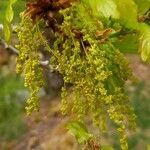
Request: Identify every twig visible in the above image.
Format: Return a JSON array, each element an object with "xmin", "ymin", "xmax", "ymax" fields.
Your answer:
[
  {"xmin": 0, "ymin": 24, "xmax": 57, "ymax": 70},
  {"xmin": 0, "ymin": 38, "xmax": 51, "ymax": 68},
  {"xmin": 0, "ymin": 38, "xmax": 19, "ymax": 55},
  {"xmin": 81, "ymin": 39, "xmax": 88, "ymax": 56}
]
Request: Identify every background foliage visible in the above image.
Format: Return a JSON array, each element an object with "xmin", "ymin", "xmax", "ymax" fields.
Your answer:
[{"xmin": 0, "ymin": 72, "xmax": 25, "ymax": 141}]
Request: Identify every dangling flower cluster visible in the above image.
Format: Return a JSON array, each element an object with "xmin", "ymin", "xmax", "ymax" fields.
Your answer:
[
  {"xmin": 50, "ymin": 3, "xmax": 136, "ymax": 150},
  {"xmin": 16, "ymin": 14, "xmax": 44, "ymax": 115},
  {"xmin": 15, "ymin": 1, "xmax": 137, "ymax": 149}
]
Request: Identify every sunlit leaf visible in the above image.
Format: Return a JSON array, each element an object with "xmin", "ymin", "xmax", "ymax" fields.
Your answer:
[
  {"xmin": 10, "ymin": 0, "xmax": 17, "ymax": 5},
  {"xmin": 115, "ymin": 0, "xmax": 138, "ymax": 29},
  {"xmin": 83, "ymin": 0, "xmax": 119, "ymax": 19},
  {"xmin": 3, "ymin": 23, "xmax": 11, "ymax": 42},
  {"xmin": 6, "ymin": 5, "xmax": 14, "ymax": 23},
  {"xmin": 3, "ymin": 0, "xmax": 17, "ymax": 42},
  {"xmin": 134, "ymin": 0, "xmax": 150, "ymax": 15},
  {"xmin": 96, "ymin": 0, "xmax": 119, "ymax": 19}
]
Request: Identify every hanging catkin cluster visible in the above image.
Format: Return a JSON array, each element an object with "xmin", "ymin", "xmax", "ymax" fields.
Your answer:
[
  {"xmin": 50, "ymin": 4, "xmax": 136, "ymax": 150},
  {"xmin": 16, "ymin": 15, "xmax": 44, "ymax": 115},
  {"xmin": 15, "ymin": 1, "xmax": 137, "ymax": 149}
]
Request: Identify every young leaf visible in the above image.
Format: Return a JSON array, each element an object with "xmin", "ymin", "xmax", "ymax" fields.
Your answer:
[
  {"xmin": 6, "ymin": 5, "xmax": 14, "ymax": 23},
  {"xmin": 139, "ymin": 23, "xmax": 150, "ymax": 62},
  {"xmin": 95, "ymin": 0, "xmax": 119, "ymax": 19},
  {"xmin": 10, "ymin": 0, "xmax": 17, "ymax": 5},
  {"xmin": 83, "ymin": 0, "xmax": 119, "ymax": 19},
  {"xmin": 134, "ymin": 0, "xmax": 150, "ymax": 15},
  {"xmin": 147, "ymin": 144, "xmax": 150, "ymax": 150},
  {"xmin": 113, "ymin": 34, "xmax": 139, "ymax": 53},
  {"xmin": 67, "ymin": 121, "xmax": 93, "ymax": 144},
  {"xmin": 101, "ymin": 145, "xmax": 114, "ymax": 150},
  {"xmin": 3, "ymin": 23, "xmax": 11, "ymax": 42},
  {"xmin": 115, "ymin": 0, "xmax": 139, "ymax": 29},
  {"xmin": 3, "ymin": 0, "xmax": 17, "ymax": 42}
]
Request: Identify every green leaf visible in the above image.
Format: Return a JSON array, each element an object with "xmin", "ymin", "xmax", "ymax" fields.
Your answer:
[
  {"xmin": 6, "ymin": 5, "xmax": 14, "ymax": 23},
  {"xmin": 101, "ymin": 145, "xmax": 114, "ymax": 150},
  {"xmin": 83, "ymin": 0, "xmax": 119, "ymax": 19},
  {"xmin": 139, "ymin": 23, "xmax": 150, "ymax": 62},
  {"xmin": 115, "ymin": 0, "xmax": 139, "ymax": 29},
  {"xmin": 3, "ymin": 23, "xmax": 11, "ymax": 42},
  {"xmin": 113, "ymin": 34, "xmax": 139, "ymax": 53},
  {"xmin": 10, "ymin": 0, "xmax": 17, "ymax": 5},
  {"xmin": 147, "ymin": 144, "xmax": 150, "ymax": 150},
  {"xmin": 134, "ymin": 0, "xmax": 150, "ymax": 15},
  {"xmin": 3, "ymin": 0, "xmax": 17, "ymax": 41},
  {"xmin": 67, "ymin": 121, "xmax": 93, "ymax": 144},
  {"xmin": 96, "ymin": 0, "xmax": 119, "ymax": 19},
  {"xmin": 5, "ymin": 0, "xmax": 17, "ymax": 23}
]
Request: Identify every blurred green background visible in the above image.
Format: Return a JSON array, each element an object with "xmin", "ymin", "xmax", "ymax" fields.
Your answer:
[{"xmin": 0, "ymin": 0, "xmax": 25, "ymax": 23}]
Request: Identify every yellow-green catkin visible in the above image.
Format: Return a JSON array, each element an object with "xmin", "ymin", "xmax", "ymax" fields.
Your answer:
[
  {"xmin": 16, "ymin": 15, "xmax": 44, "ymax": 115},
  {"xmin": 50, "ymin": 3, "xmax": 136, "ymax": 150},
  {"xmin": 15, "ymin": 1, "xmax": 137, "ymax": 149}
]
